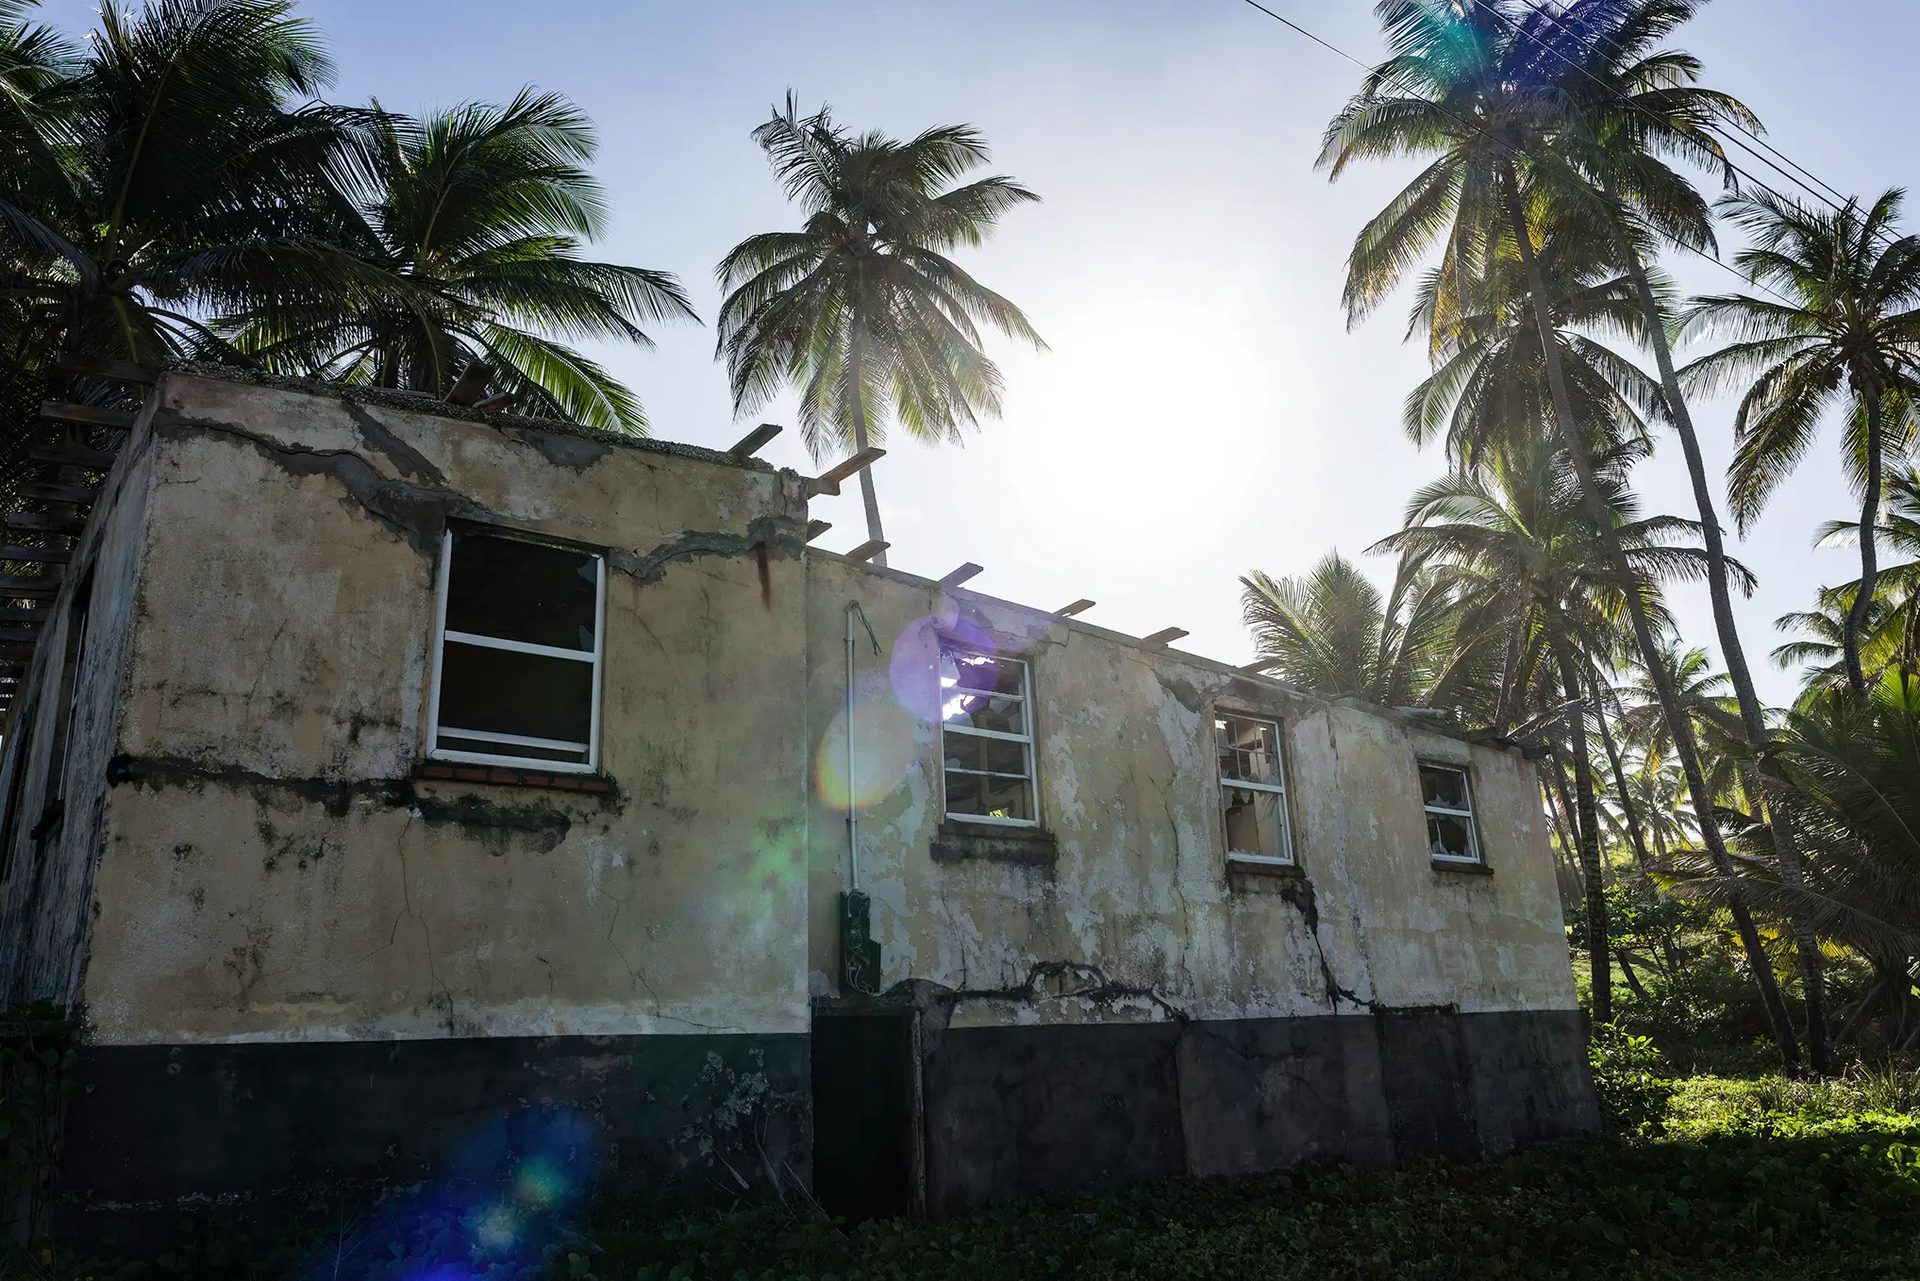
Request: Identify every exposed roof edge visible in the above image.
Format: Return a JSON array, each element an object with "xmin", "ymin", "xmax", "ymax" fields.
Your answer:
[{"xmin": 164, "ymin": 364, "xmax": 776, "ymax": 474}]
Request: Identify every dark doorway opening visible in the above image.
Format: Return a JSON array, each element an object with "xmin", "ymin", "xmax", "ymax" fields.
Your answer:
[{"xmin": 811, "ymin": 1010, "xmax": 916, "ymax": 1221}]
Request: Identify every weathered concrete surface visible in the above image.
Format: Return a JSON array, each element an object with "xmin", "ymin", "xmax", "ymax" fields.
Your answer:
[
  {"xmin": 802, "ymin": 554, "xmax": 1575, "ymax": 1028},
  {"xmin": 81, "ymin": 372, "xmax": 816, "ymax": 1044},
  {"xmin": 55, "ymin": 1031, "xmax": 809, "ymax": 1252}
]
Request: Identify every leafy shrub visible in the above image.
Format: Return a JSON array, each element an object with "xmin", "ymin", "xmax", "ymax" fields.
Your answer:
[{"xmin": 1590, "ymin": 1022, "xmax": 1675, "ymax": 1136}]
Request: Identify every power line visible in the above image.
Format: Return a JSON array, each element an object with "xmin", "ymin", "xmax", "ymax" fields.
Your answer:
[
  {"xmin": 1478, "ymin": 0, "xmax": 1901, "ymax": 254},
  {"xmin": 1230, "ymin": 0, "xmax": 1797, "ymax": 307}
]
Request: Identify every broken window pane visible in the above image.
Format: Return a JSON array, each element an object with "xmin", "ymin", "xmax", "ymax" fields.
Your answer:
[
  {"xmin": 1223, "ymin": 787, "xmax": 1289, "ymax": 862},
  {"xmin": 1427, "ymin": 812, "xmax": 1476, "ymax": 861},
  {"xmin": 445, "ymin": 527, "xmax": 599, "ymax": 652},
  {"xmin": 1419, "ymin": 764, "xmax": 1470, "ymax": 812},
  {"xmin": 1420, "ymin": 764, "xmax": 1479, "ymax": 862},
  {"xmin": 1216, "ymin": 714, "xmax": 1282, "ymax": 786},
  {"xmin": 939, "ymin": 640, "xmax": 1038, "ymax": 825}
]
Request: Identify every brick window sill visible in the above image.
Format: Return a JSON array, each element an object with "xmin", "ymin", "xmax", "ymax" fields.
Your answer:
[
  {"xmin": 931, "ymin": 820, "xmax": 1057, "ymax": 869},
  {"xmin": 414, "ymin": 761, "xmax": 612, "ymax": 794}
]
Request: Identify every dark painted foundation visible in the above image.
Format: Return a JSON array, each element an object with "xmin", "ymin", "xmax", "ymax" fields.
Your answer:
[
  {"xmin": 53, "ymin": 1032, "xmax": 809, "ymax": 1251},
  {"xmin": 918, "ymin": 1008, "xmax": 1594, "ymax": 1218}
]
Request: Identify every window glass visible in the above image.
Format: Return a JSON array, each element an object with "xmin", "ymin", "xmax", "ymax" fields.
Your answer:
[
  {"xmin": 445, "ymin": 529, "xmax": 598, "ymax": 652},
  {"xmin": 940, "ymin": 640, "xmax": 1037, "ymax": 825},
  {"xmin": 429, "ymin": 526, "xmax": 603, "ymax": 771},
  {"xmin": 1419, "ymin": 764, "xmax": 1480, "ymax": 862},
  {"xmin": 1216, "ymin": 713, "xmax": 1292, "ymax": 864}
]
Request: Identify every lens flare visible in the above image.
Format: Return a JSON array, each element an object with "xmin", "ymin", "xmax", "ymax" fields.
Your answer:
[
  {"xmin": 814, "ymin": 694, "xmax": 916, "ymax": 809},
  {"xmin": 892, "ymin": 613, "xmax": 995, "ymax": 721}
]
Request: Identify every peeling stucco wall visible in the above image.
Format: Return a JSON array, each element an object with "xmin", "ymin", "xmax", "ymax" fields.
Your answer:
[
  {"xmin": 71, "ymin": 373, "xmax": 815, "ymax": 1044},
  {"xmin": 802, "ymin": 555, "xmax": 1575, "ymax": 1028}
]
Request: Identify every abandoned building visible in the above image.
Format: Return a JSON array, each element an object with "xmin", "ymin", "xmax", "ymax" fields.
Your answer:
[{"xmin": 0, "ymin": 367, "xmax": 1594, "ymax": 1240}]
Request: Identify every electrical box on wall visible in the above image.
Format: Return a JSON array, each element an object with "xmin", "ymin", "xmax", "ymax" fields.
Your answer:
[{"xmin": 840, "ymin": 890, "xmax": 881, "ymax": 995}]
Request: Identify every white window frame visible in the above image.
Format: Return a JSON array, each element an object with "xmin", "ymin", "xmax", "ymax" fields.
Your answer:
[
  {"xmin": 425, "ymin": 526, "xmax": 607, "ymax": 774},
  {"xmin": 1420, "ymin": 761, "xmax": 1482, "ymax": 864},
  {"xmin": 938, "ymin": 641, "xmax": 1039, "ymax": 828},
  {"xmin": 1215, "ymin": 711, "xmax": 1295, "ymax": 867}
]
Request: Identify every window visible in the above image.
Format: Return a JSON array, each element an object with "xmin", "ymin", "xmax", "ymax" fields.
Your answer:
[
  {"xmin": 939, "ymin": 640, "xmax": 1037, "ymax": 826},
  {"xmin": 1216, "ymin": 713, "xmax": 1294, "ymax": 865},
  {"xmin": 1420, "ymin": 763, "xmax": 1481, "ymax": 864},
  {"xmin": 426, "ymin": 525, "xmax": 605, "ymax": 772}
]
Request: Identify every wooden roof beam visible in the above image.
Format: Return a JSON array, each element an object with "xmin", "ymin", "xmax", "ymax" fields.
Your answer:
[
  {"xmin": 938, "ymin": 562, "xmax": 984, "ymax": 589},
  {"xmin": 1141, "ymin": 627, "xmax": 1189, "ymax": 648},
  {"xmin": 1054, "ymin": 599, "xmax": 1095, "ymax": 618},
  {"xmin": 728, "ymin": 423, "xmax": 782, "ymax": 459},
  {"xmin": 846, "ymin": 539, "xmax": 890, "ymax": 563},
  {"xmin": 806, "ymin": 447, "xmax": 886, "ymax": 497}
]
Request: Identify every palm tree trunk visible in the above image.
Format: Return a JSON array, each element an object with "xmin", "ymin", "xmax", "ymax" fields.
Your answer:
[
  {"xmin": 1553, "ymin": 625, "xmax": 1611, "ymax": 1024},
  {"xmin": 1587, "ymin": 666, "xmax": 1651, "ymax": 869},
  {"xmin": 1608, "ymin": 197, "xmax": 1832, "ymax": 1072},
  {"xmin": 1543, "ymin": 768, "xmax": 1584, "ymax": 904},
  {"xmin": 1493, "ymin": 627, "xmax": 1524, "ymax": 734},
  {"xmin": 1501, "ymin": 162, "xmax": 1801, "ymax": 1068},
  {"xmin": 1843, "ymin": 381, "xmax": 1885, "ymax": 697},
  {"xmin": 847, "ymin": 323, "xmax": 888, "ymax": 566}
]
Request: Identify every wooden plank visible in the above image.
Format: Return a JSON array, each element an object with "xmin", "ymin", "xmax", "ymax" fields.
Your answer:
[
  {"xmin": 52, "ymin": 353, "xmax": 158, "ymax": 385},
  {"xmin": 846, "ymin": 539, "xmax": 889, "ymax": 563},
  {"xmin": 938, "ymin": 562, "xmax": 984, "ymax": 589},
  {"xmin": 39, "ymin": 402, "xmax": 136, "ymax": 431},
  {"xmin": 1055, "ymin": 599, "xmax": 1096, "ymax": 618},
  {"xmin": 728, "ymin": 423, "xmax": 781, "ymax": 458},
  {"xmin": 29, "ymin": 444, "xmax": 118, "ymax": 470},
  {"xmin": 0, "ymin": 575, "xmax": 62, "ymax": 599},
  {"xmin": 1, "ymin": 513, "xmax": 85, "ymax": 536},
  {"xmin": 0, "ymin": 546, "xmax": 70, "ymax": 566},
  {"xmin": 1141, "ymin": 627, "xmax": 1189, "ymax": 648},
  {"xmin": 0, "ymin": 629, "xmax": 41, "ymax": 645},
  {"xmin": 807, "ymin": 447, "xmax": 886, "ymax": 497},
  {"xmin": 15, "ymin": 483, "xmax": 99, "ymax": 506},
  {"xmin": 805, "ymin": 520, "xmax": 832, "ymax": 543},
  {"xmin": 0, "ymin": 610, "xmax": 45, "ymax": 625}
]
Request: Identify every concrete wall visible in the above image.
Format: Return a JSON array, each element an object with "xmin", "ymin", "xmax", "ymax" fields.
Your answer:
[
  {"xmin": 801, "ymin": 553, "xmax": 1575, "ymax": 1026},
  {"xmin": 85, "ymin": 372, "xmax": 815, "ymax": 1045}
]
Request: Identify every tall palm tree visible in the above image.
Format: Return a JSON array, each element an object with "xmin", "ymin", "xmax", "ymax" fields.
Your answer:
[
  {"xmin": 716, "ymin": 94, "xmax": 1045, "ymax": 564},
  {"xmin": 1376, "ymin": 438, "xmax": 1732, "ymax": 1023},
  {"xmin": 227, "ymin": 90, "xmax": 696, "ymax": 432},
  {"xmin": 1681, "ymin": 189, "xmax": 1920, "ymax": 698},
  {"xmin": 1324, "ymin": 0, "xmax": 1802, "ymax": 1065},
  {"xmin": 1773, "ymin": 592, "xmax": 1900, "ymax": 699},
  {"xmin": 1542, "ymin": 0, "xmax": 1838, "ymax": 1071},
  {"xmin": 1239, "ymin": 550, "xmax": 1497, "ymax": 714}
]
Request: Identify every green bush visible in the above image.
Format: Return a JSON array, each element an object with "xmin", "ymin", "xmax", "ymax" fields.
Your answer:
[{"xmin": 1589, "ymin": 1022, "xmax": 1676, "ymax": 1136}]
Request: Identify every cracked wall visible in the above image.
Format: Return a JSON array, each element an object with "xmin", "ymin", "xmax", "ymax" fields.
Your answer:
[
  {"xmin": 802, "ymin": 554, "xmax": 1576, "ymax": 1030},
  {"xmin": 70, "ymin": 373, "xmax": 815, "ymax": 1044}
]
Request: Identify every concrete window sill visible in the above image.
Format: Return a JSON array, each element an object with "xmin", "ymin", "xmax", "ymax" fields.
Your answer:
[
  {"xmin": 1226, "ymin": 858, "xmax": 1304, "ymax": 880},
  {"xmin": 414, "ymin": 761, "xmax": 613, "ymax": 795},
  {"xmin": 1430, "ymin": 858, "xmax": 1492, "ymax": 876},
  {"xmin": 931, "ymin": 821, "xmax": 1057, "ymax": 869}
]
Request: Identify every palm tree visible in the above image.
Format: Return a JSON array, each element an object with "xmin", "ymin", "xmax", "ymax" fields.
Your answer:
[
  {"xmin": 1681, "ymin": 189, "xmax": 1920, "ymax": 698},
  {"xmin": 1544, "ymin": 0, "xmax": 1838, "ymax": 1071},
  {"xmin": 2, "ymin": 0, "xmax": 367, "ymax": 369},
  {"xmin": 1773, "ymin": 592, "xmax": 1901, "ymax": 699},
  {"xmin": 227, "ymin": 90, "xmax": 696, "ymax": 432},
  {"xmin": 1376, "ymin": 438, "xmax": 1732, "ymax": 1023},
  {"xmin": 1324, "ymin": 0, "xmax": 1802, "ymax": 1065},
  {"xmin": 716, "ymin": 94, "xmax": 1045, "ymax": 564},
  {"xmin": 1238, "ymin": 550, "xmax": 1497, "ymax": 715}
]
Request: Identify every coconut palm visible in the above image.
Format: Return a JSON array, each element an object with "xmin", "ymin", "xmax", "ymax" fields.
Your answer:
[
  {"xmin": 1, "ymin": 0, "xmax": 368, "ymax": 370},
  {"xmin": 226, "ymin": 90, "xmax": 696, "ymax": 432},
  {"xmin": 1325, "ymin": 0, "xmax": 1803, "ymax": 1065},
  {"xmin": 1238, "ymin": 550, "xmax": 1498, "ymax": 715},
  {"xmin": 1376, "ymin": 438, "xmax": 1735, "ymax": 1022},
  {"xmin": 1540, "ymin": 0, "xmax": 1839, "ymax": 1069},
  {"xmin": 1773, "ymin": 593, "xmax": 1901, "ymax": 699},
  {"xmin": 1681, "ymin": 189, "xmax": 1920, "ymax": 698},
  {"xmin": 716, "ymin": 94, "xmax": 1045, "ymax": 564}
]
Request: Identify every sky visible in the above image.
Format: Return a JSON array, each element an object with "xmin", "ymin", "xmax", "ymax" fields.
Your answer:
[{"xmin": 38, "ymin": 0, "xmax": 1920, "ymax": 707}]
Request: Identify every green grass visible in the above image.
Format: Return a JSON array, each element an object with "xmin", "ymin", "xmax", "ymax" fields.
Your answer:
[{"xmin": 22, "ymin": 1068, "xmax": 1920, "ymax": 1281}]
